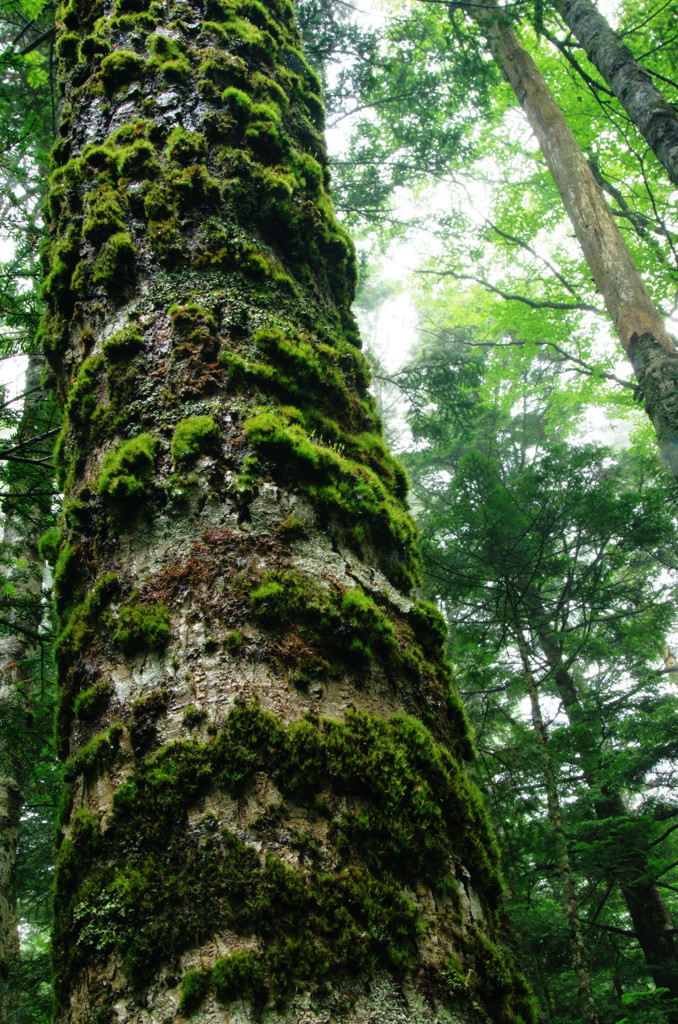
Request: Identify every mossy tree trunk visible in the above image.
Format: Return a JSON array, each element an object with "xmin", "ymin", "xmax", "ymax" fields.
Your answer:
[{"xmin": 43, "ymin": 1, "xmax": 536, "ymax": 1022}]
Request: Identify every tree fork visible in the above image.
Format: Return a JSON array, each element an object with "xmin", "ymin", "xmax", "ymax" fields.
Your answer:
[
  {"xmin": 461, "ymin": 0, "xmax": 678, "ymax": 477},
  {"xmin": 42, "ymin": 0, "xmax": 536, "ymax": 1022}
]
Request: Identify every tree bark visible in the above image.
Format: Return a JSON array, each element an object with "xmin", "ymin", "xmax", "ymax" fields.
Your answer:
[
  {"xmin": 463, "ymin": 0, "xmax": 678, "ymax": 478},
  {"xmin": 516, "ymin": 635, "xmax": 600, "ymax": 1024},
  {"xmin": 44, "ymin": 2, "xmax": 536, "ymax": 1023},
  {"xmin": 555, "ymin": 0, "xmax": 678, "ymax": 188}
]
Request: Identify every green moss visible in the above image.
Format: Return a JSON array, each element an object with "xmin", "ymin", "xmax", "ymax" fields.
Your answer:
[
  {"xmin": 92, "ymin": 231, "xmax": 135, "ymax": 296},
  {"xmin": 73, "ymin": 682, "xmax": 113, "ymax": 722},
  {"xmin": 55, "ymin": 573, "xmax": 120, "ymax": 698},
  {"xmin": 198, "ymin": 50, "xmax": 249, "ymax": 87},
  {"xmin": 224, "ymin": 629, "xmax": 244, "ymax": 652},
  {"xmin": 147, "ymin": 219, "xmax": 183, "ymax": 264},
  {"xmin": 54, "ymin": 702, "xmax": 508, "ymax": 1013},
  {"xmin": 100, "ymin": 50, "xmax": 146, "ymax": 93},
  {"xmin": 182, "ymin": 705, "xmax": 207, "ymax": 729},
  {"xmin": 56, "ymin": 32, "xmax": 80, "ymax": 61},
  {"xmin": 102, "ymin": 324, "xmax": 144, "ymax": 361},
  {"xmin": 212, "ymin": 951, "xmax": 264, "ymax": 1006},
  {"xmin": 83, "ymin": 186, "xmax": 125, "ymax": 243},
  {"xmin": 407, "ymin": 600, "xmax": 448, "ymax": 655},
  {"xmin": 129, "ymin": 690, "xmax": 169, "ymax": 755},
  {"xmin": 79, "ymin": 33, "xmax": 111, "ymax": 59},
  {"xmin": 108, "ymin": 10, "xmax": 156, "ymax": 29},
  {"xmin": 171, "ymin": 415, "xmax": 220, "ymax": 464},
  {"xmin": 117, "ymin": 139, "xmax": 160, "ymax": 179},
  {"xmin": 340, "ymin": 588, "xmax": 395, "ymax": 657},
  {"xmin": 147, "ymin": 32, "xmax": 186, "ymax": 59},
  {"xmin": 53, "ymin": 542, "xmax": 82, "ymax": 610},
  {"xmin": 179, "ymin": 968, "xmax": 210, "ymax": 1015},
  {"xmin": 250, "ymin": 71, "xmax": 288, "ymax": 110},
  {"xmin": 165, "ymin": 127, "xmax": 208, "ymax": 165},
  {"xmin": 245, "ymin": 118, "xmax": 285, "ymax": 164},
  {"xmin": 114, "ymin": 602, "xmax": 171, "ymax": 656},
  {"xmin": 221, "ymin": 16, "xmax": 277, "ymax": 63},
  {"xmin": 243, "ymin": 408, "xmax": 418, "ymax": 589},
  {"xmin": 221, "ymin": 86, "xmax": 252, "ymax": 123},
  {"xmin": 64, "ymin": 723, "xmax": 123, "ymax": 782},
  {"xmin": 250, "ymin": 570, "xmax": 307, "ymax": 621},
  {"xmin": 157, "ymin": 57, "xmax": 192, "ymax": 83},
  {"xmin": 95, "ymin": 433, "xmax": 157, "ymax": 516},
  {"xmin": 143, "ymin": 182, "xmax": 175, "ymax": 221},
  {"xmin": 38, "ymin": 527, "xmax": 61, "ymax": 566},
  {"xmin": 169, "ymin": 164, "xmax": 221, "ymax": 208}
]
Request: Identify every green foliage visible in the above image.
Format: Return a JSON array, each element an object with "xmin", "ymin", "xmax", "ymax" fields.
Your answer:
[{"xmin": 397, "ymin": 334, "xmax": 678, "ymax": 1023}]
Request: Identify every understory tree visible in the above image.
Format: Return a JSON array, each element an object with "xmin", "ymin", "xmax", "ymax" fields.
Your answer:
[
  {"xmin": 395, "ymin": 333, "xmax": 678, "ymax": 1022},
  {"xmin": 40, "ymin": 0, "xmax": 537, "ymax": 1021}
]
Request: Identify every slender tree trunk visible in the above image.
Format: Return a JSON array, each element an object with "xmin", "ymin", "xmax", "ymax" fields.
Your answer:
[
  {"xmin": 0, "ymin": 353, "xmax": 53, "ymax": 1018},
  {"xmin": 554, "ymin": 0, "xmax": 678, "ymax": 187},
  {"xmin": 44, "ymin": 2, "xmax": 536, "ymax": 1023},
  {"xmin": 522, "ymin": 591, "xmax": 678, "ymax": 1015},
  {"xmin": 516, "ymin": 635, "xmax": 600, "ymax": 1024},
  {"xmin": 463, "ymin": 0, "xmax": 678, "ymax": 478}
]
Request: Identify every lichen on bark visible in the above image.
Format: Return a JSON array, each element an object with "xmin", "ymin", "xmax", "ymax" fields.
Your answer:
[{"xmin": 43, "ymin": 0, "xmax": 536, "ymax": 1022}]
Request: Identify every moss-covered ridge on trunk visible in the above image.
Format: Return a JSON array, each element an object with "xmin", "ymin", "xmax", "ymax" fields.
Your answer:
[{"xmin": 54, "ymin": 701, "xmax": 532, "ymax": 1023}]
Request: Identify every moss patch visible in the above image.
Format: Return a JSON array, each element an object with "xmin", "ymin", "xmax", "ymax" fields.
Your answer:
[
  {"xmin": 113, "ymin": 602, "xmax": 171, "ymax": 656},
  {"xmin": 171, "ymin": 415, "xmax": 220, "ymax": 464},
  {"xmin": 53, "ymin": 703, "xmax": 525, "ymax": 1018},
  {"xmin": 95, "ymin": 434, "xmax": 157, "ymax": 519}
]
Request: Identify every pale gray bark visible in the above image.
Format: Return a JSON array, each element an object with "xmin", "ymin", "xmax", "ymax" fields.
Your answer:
[
  {"xmin": 463, "ymin": 0, "xmax": 678, "ymax": 478},
  {"xmin": 556, "ymin": 0, "xmax": 678, "ymax": 187}
]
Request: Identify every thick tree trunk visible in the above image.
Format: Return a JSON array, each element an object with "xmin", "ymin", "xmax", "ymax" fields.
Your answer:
[
  {"xmin": 555, "ymin": 0, "xmax": 678, "ymax": 188},
  {"xmin": 464, "ymin": 1, "xmax": 678, "ymax": 478},
  {"xmin": 517, "ymin": 636, "xmax": 600, "ymax": 1024},
  {"xmin": 44, "ymin": 2, "xmax": 535, "ymax": 1023},
  {"xmin": 522, "ymin": 592, "xmax": 678, "ymax": 1015}
]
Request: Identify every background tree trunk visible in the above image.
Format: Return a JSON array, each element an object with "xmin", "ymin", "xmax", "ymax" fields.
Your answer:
[
  {"xmin": 523, "ymin": 590, "xmax": 678, "ymax": 1016},
  {"xmin": 463, "ymin": 0, "xmax": 678, "ymax": 478},
  {"xmin": 555, "ymin": 0, "xmax": 678, "ymax": 187},
  {"xmin": 0, "ymin": 353, "xmax": 53, "ymax": 1018},
  {"xmin": 43, "ymin": 1, "xmax": 536, "ymax": 1022},
  {"xmin": 517, "ymin": 635, "xmax": 600, "ymax": 1024}
]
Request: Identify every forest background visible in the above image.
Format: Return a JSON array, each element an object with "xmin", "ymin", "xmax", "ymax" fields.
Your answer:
[{"xmin": 1, "ymin": 0, "xmax": 678, "ymax": 1021}]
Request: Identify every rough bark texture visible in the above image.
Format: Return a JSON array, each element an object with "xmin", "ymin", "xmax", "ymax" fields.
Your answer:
[
  {"xmin": 556, "ymin": 0, "xmax": 678, "ymax": 187},
  {"xmin": 464, "ymin": 0, "xmax": 678, "ymax": 477},
  {"xmin": 43, "ymin": 2, "xmax": 536, "ymax": 1023}
]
